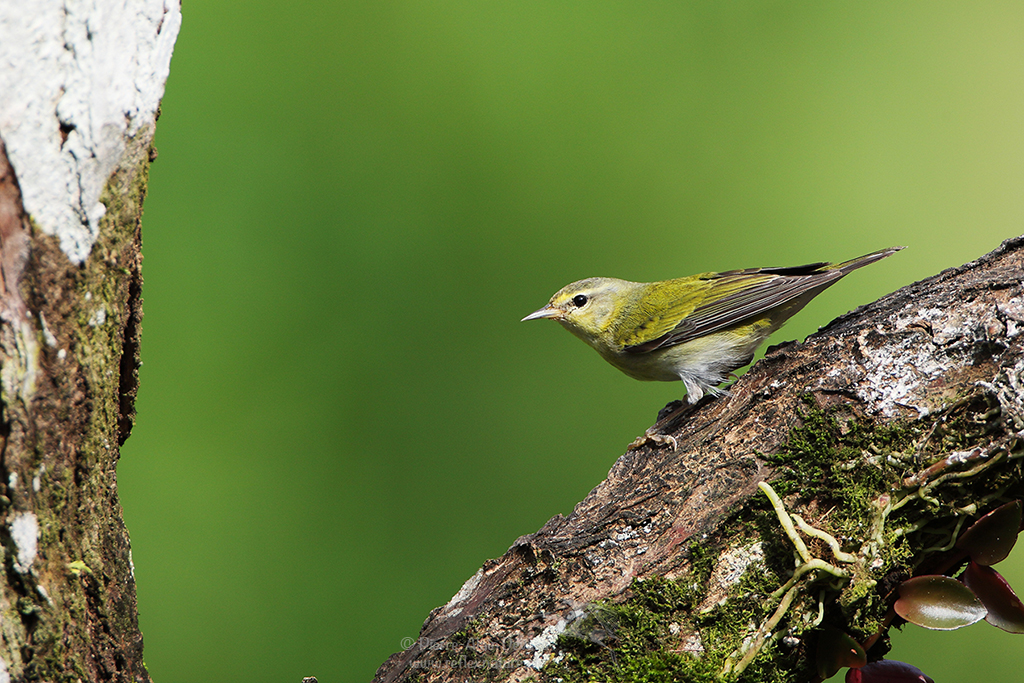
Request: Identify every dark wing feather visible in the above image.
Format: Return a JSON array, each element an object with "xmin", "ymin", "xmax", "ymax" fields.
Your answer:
[{"xmin": 624, "ymin": 267, "xmax": 843, "ymax": 353}]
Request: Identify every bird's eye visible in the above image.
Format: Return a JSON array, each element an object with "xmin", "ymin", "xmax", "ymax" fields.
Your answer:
[{"xmin": 572, "ymin": 294, "xmax": 588, "ymax": 308}]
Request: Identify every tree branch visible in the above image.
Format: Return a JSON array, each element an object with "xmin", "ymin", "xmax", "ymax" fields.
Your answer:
[
  {"xmin": 375, "ymin": 237, "xmax": 1024, "ymax": 683},
  {"xmin": 0, "ymin": 2, "xmax": 180, "ymax": 678}
]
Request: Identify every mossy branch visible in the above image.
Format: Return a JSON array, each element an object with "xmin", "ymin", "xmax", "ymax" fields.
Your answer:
[
  {"xmin": 0, "ymin": 127, "xmax": 152, "ymax": 680},
  {"xmin": 375, "ymin": 236, "xmax": 1024, "ymax": 683}
]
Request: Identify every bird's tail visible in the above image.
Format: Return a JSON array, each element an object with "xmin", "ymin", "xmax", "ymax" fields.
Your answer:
[{"xmin": 832, "ymin": 246, "xmax": 906, "ymax": 274}]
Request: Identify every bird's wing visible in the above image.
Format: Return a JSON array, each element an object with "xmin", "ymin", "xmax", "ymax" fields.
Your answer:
[
  {"xmin": 622, "ymin": 263, "xmax": 842, "ymax": 353},
  {"xmin": 611, "ymin": 277, "xmax": 708, "ymax": 349}
]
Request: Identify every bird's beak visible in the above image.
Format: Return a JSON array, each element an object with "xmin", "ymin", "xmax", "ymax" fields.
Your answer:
[{"xmin": 521, "ymin": 305, "xmax": 562, "ymax": 322}]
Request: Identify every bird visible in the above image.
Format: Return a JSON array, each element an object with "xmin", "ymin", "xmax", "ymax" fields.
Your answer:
[{"xmin": 522, "ymin": 247, "xmax": 903, "ymax": 404}]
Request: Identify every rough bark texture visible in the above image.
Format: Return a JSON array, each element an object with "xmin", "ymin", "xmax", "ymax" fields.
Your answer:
[
  {"xmin": 375, "ymin": 237, "xmax": 1024, "ymax": 683},
  {"xmin": 0, "ymin": 127, "xmax": 151, "ymax": 680}
]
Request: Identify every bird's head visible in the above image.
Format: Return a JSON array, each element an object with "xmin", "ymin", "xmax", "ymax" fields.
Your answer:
[{"xmin": 522, "ymin": 277, "xmax": 637, "ymax": 347}]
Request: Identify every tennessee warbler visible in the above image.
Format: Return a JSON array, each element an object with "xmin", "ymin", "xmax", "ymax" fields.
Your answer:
[{"xmin": 523, "ymin": 247, "xmax": 903, "ymax": 403}]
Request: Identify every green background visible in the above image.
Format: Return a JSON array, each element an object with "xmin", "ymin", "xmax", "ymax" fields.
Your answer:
[{"xmin": 119, "ymin": 2, "xmax": 1024, "ymax": 681}]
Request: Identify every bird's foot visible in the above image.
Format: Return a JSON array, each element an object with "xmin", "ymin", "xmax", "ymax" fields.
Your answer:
[
  {"xmin": 628, "ymin": 399, "xmax": 692, "ymax": 450},
  {"xmin": 628, "ymin": 391, "xmax": 721, "ymax": 451},
  {"xmin": 628, "ymin": 428, "xmax": 678, "ymax": 451}
]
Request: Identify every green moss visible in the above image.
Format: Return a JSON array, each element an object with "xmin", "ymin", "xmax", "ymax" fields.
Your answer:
[
  {"xmin": 543, "ymin": 534, "xmax": 801, "ymax": 681},
  {"xmin": 686, "ymin": 543, "xmax": 715, "ymax": 595},
  {"xmin": 545, "ymin": 564, "xmax": 807, "ymax": 683},
  {"xmin": 539, "ymin": 393, "xmax": 1023, "ymax": 683},
  {"xmin": 547, "ymin": 582, "xmax": 719, "ymax": 683},
  {"xmin": 765, "ymin": 396, "xmax": 916, "ymax": 515}
]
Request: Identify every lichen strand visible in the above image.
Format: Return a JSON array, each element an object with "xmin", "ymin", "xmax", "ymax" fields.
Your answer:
[
  {"xmin": 0, "ymin": 126, "xmax": 153, "ymax": 682},
  {"xmin": 541, "ymin": 393, "xmax": 1023, "ymax": 683}
]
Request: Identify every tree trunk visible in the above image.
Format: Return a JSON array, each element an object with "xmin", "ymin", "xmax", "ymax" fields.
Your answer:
[
  {"xmin": 374, "ymin": 236, "xmax": 1024, "ymax": 683},
  {"xmin": 0, "ymin": 2, "xmax": 180, "ymax": 680}
]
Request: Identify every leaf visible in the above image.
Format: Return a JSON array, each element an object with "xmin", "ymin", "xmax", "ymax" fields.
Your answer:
[
  {"xmin": 845, "ymin": 660, "xmax": 934, "ymax": 683},
  {"xmin": 894, "ymin": 575, "xmax": 987, "ymax": 630},
  {"xmin": 962, "ymin": 560, "xmax": 1024, "ymax": 633},
  {"xmin": 956, "ymin": 500, "xmax": 1022, "ymax": 566},
  {"xmin": 816, "ymin": 627, "xmax": 866, "ymax": 679}
]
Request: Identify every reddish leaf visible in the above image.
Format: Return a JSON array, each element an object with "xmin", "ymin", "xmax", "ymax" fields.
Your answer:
[
  {"xmin": 845, "ymin": 660, "xmax": 934, "ymax": 683},
  {"xmin": 962, "ymin": 560, "xmax": 1024, "ymax": 633},
  {"xmin": 895, "ymin": 575, "xmax": 987, "ymax": 630},
  {"xmin": 956, "ymin": 500, "xmax": 1022, "ymax": 566},
  {"xmin": 816, "ymin": 627, "xmax": 866, "ymax": 679}
]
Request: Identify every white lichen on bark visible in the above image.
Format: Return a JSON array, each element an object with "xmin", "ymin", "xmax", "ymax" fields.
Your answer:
[
  {"xmin": 0, "ymin": 0, "xmax": 181, "ymax": 264},
  {"xmin": 10, "ymin": 512, "xmax": 37, "ymax": 574}
]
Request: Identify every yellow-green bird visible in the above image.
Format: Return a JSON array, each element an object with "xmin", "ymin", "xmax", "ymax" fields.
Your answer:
[{"xmin": 523, "ymin": 247, "xmax": 903, "ymax": 403}]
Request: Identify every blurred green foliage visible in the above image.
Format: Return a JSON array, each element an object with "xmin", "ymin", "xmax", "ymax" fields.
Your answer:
[{"xmin": 119, "ymin": 1, "xmax": 1024, "ymax": 680}]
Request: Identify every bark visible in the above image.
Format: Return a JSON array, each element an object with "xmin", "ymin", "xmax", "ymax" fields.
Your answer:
[
  {"xmin": 374, "ymin": 236, "xmax": 1024, "ymax": 683},
  {"xmin": 0, "ymin": 2, "xmax": 180, "ymax": 680}
]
